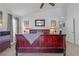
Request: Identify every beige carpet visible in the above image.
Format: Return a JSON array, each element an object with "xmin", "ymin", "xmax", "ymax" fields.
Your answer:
[{"xmin": 0, "ymin": 41, "xmax": 79, "ymax": 56}]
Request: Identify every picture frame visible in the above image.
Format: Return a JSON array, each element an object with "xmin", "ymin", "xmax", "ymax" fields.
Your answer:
[{"xmin": 35, "ymin": 19, "xmax": 45, "ymax": 26}]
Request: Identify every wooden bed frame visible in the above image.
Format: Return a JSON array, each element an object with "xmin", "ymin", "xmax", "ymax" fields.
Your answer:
[{"xmin": 16, "ymin": 34, "xmax": 66, "ymax": 56}]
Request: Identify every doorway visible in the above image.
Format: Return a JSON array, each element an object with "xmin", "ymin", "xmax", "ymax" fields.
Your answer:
[
  {"xmin": 66, "ymin": 18, "xmax": 75, "ymax": 44},
  {"xmin": 7, "ymin": 14, "xmax": 19, "ymax": 43},
  {"xmin": 12, "ymin": 17, "xmax": 19, "ymax": 42},
  {"xmin": 7, "ymin": 14, "xmax": 13, "ymax": 42}
]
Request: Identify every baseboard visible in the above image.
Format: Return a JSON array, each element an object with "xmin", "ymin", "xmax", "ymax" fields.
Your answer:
[
  {"xmin": 67, "ymin": 41, "xmax": 79, "ymax": 46},
  {"xmin": 11, "ymin": 41, "xmax": 16, "ymax": 45}
]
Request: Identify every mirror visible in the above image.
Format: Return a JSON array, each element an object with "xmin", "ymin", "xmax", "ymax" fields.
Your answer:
[
  {"xmin": 0, "ymin": 12, "xmax": 2, "ymax": 29},
  {"xmin": 50, "ymin": 20, "xmax": 56, "ymax": 34}
]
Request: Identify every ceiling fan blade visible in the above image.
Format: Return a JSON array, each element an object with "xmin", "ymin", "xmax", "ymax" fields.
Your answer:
[
  {"xmin": 49, "ymin": 3, "xmax": 55, "ymax": 6},
  {"xmin": 40, "ymin": 3, "xmax": 44, "ymax": 8}
]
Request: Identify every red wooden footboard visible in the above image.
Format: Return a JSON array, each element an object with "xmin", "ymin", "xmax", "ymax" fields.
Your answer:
[{"xmin": 16, "ymin": 34, "xmax": 66, "ymax": 56}]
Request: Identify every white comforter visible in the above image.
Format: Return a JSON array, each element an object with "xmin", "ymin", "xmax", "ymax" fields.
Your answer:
[
  {"xmin": 23, "ymin": 33, "xmax": 42, "ymax": 44},
  {"xmin": 0, "ymin": 35, "xmax": 10, "ymax": 43}
]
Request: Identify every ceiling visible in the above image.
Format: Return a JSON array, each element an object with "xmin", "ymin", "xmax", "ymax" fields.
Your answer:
[{"xmin": 0, "ymin": 3, "xmax": 66, "ymax": 17}]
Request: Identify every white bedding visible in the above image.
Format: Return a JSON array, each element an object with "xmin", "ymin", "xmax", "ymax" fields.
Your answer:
[
  {"xmin": 23, "ymin": 33, "xmax": 42, "ymax": 44},
  {"xmin": 0, "ymin": 35, "xmax": 10, "ymax": 43}
]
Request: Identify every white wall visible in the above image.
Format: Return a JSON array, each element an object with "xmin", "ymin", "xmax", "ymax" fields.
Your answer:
[
  {"xmin": 19, "ymin": 16, "xmax": 24, "ymax": 34},
  {"xmin": 0, "ymin": 6, "xmax": 21, "ymax": 32},
  {"xmin": 66, "ymin": 4, "xmax": 79, "ymax": 45},
  {"xmin": 23, "ymin": 4, "xmax": 66, "ymax": 34}
]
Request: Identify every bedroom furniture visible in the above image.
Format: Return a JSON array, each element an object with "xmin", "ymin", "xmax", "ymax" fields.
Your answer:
[
  {"xmin": 30, "ymin": 29, "xmax": 50, "ymax": 34},
  {"xmin": 0, "ymin": 31, "xmax": 11, "ymax": 52},
  {"xmin": 16, "ymin": 34, "xmax": 66, "ymax": 56}
]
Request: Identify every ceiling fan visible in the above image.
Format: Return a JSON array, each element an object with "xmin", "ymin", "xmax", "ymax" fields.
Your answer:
[{"xmin": 40, "ymin": 3, "xmax": 55, "ymax": 8}]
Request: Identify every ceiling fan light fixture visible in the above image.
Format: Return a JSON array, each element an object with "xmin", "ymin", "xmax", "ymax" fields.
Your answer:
[
  {"xmin": 40, "ymin": 3, "xmax": 44, "ymax": 8},
  {"xmin": 49, "ymin": 3, "xmax": 55, "ymax": 6},
  {"xmin": 40, "ymin": 3, "xmax": 55, "ymax": 9}
]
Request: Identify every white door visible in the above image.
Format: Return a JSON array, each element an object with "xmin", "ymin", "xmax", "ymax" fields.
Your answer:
[
  {"xmin": 66, "ymin": 19, "xmax": 75, "ymax": 43},
  {"xmin": 75, "ymin": 19, "xmax": 79, "ymax": 45}
]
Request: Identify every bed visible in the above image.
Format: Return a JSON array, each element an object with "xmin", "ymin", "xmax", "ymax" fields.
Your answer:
[{"xmin": 16, "ymin": 33, "xmax": 66, "ymax": 56}]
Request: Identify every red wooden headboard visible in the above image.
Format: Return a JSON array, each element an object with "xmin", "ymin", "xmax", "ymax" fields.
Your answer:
[{"xmin": 30, "ymin": 29, "xmax": 50, "ymax": 34}]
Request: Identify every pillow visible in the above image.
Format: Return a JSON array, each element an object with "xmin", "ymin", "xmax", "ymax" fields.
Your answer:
[{"xmin": 37, "ymin": 32, "xmax": 43, "ymax": 34}]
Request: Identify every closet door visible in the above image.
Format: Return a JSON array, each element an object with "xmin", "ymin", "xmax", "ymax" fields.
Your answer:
[
  {"xmin": 66, "ymin": 19, "xmax": 75, "ymax": 43},
  {"xmin": 75, "ymin": 19, "xmax": 79, "ymax": 45}
]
